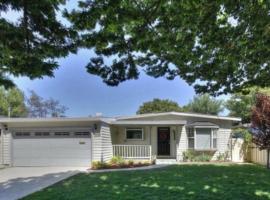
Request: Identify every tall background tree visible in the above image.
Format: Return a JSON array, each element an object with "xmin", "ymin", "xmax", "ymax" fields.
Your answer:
[
  {"xmin": 0, "ymin": 87, "xmax": 27, "ymax": 117},
  {"xmin": 68, "ymin": 1, "xmax": 270, "ymax": 95},
  {"xmin": 0, "ymin": 0, "xmax": 76, "ymax": 88},
  {"xmin": 183, "ymin": 94, "xmax": 223, "ymax": 115},
  {"xmin": 137, "ymin": 99, "xmax": 182, "ymax": 114},
  {"xmin": 27, "ymin": 90, "xmax": 68, "ymax": 118},
  {"xmin": 226, "ymin": 87, "xmax": 270, "ymax": 123},
  {"xmin": 250, "ymin": 94, "xmax": 270, "ymax": 168}
]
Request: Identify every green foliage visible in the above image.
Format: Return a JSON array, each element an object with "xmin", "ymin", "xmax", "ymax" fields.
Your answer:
[
  {"xmin": 0, "ymin": 87, "xmax": 27, "ymax": 117},
  {"xmin": 194, "ymin": 154, "xmax": 212, "ymax": 162},
  {"xmin": 68, "ymin": 1, "xmax": 270, "ymax": 95},
  {"xmin": 110, "ymin": 156, "xmax": 125, "ymax": 165},
  {"xmin": 183, "ymin": 150, "xmax": 213, "ymax": 162},
  {"xmin": 92, "ymin": 161, "xmax": 108, "ymax": 170},
  {"xmin": 226, "ymin": 87, "xmax": 270, "ymax": 123},
  {"xmin": 27, "ymin": 90, "xmax": 68, "ymax": 118},
  {"xmin": 216, "ymin": 153, "xmax": 226, "ymax": 161},
  {"xmin": 127, "ymin": 160, "xmax": 134, "ymax": 166},
  {"xmin": 232, "ymin": 128, "xmax": 252, "ymax": 145},
  {"xmin": 0, "ymin": 1, "xmax": 77, "ymax": 88},
  {"xmin": 24, "ymin": 165, "xmax": 270, "ymax": 200},
  {"xmin": 183, "ymin": 150, "xmax": 196, "ymax": 162},
  {"xmin": 137, "ymin": 98, "xmax": 181, "ymax": 114},
  {"xmin": 92, "ymin": 157, "xmax": 151, "ymax": 169},
  {"xmin": 183, "ymin": 94, "xmax": 223, "ymax": 115}
]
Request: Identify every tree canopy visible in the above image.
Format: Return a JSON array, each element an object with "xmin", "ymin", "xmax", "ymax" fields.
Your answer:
[
  {"xmin": 136, "ymin": 98, "xmax": 181, "ymax": 114},
  {"xmin": 67, "ymin": 1, "xmax": 270, "ymax": 95},
  {"xmin": 226, "ymin": 87, "xmax": 270, "ymax": 123},
  {"xmin": 183, "ymin": 94, "xmax": 223, "ymax": 115},
  {"xmin": 250, "ymin": 93, "xmax": 270, "ymax": 168},
  {"xmin": 0, "ymin": 87, "xmax": 27, "ymax": 117},
  {"xmin": 27, "ymin": 90, "xmax": 68, "ymax": 118},
  {"xmin": 0, "ymin": 0, "xmax": 76, "ymax": 88},
  {"xmin": 2, "ymin": 1, "xmax": 270, "ymax": 95}
]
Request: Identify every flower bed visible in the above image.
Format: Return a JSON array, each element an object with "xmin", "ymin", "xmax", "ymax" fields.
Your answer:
[{"xmin": 91, "ymin": 156, "xmax": 153, "ymax": 170}]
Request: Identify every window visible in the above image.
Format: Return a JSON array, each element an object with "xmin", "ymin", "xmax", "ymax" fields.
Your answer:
[
  {"xmin": 35, "ymin": 132, "xmax": 50, "ymax": 136},
  {"xmin": 55, "ymin": 132, "xmax": 70, "ymax": 136},
  {"xmin": 212, "ymin": 129, "xmax": 218, "ymax": 149},
  {"xmin": 187, "ymin": 128, "xmax": 195, "ymax": 149},
  {"xmin": 75, "ymin": 132, "xmax": 90, "ymax": 136},
  {"xmin": 126, "ymin": 128, "xmax": 143, "ymax": 140},
  {"xmin": 187, "ymin": 128, "xmax": 218, "ymax": 150},
  {"xmin": 196, "ymin": 128, "xmax": 211, "ymax": 150},
  {"xmin": 15, "ymin": 132, "xmax": 30, "ymax": 137}
]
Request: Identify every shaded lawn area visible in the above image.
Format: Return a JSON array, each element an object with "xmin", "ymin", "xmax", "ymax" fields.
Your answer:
[{"xmin": 23, "ymin": 164, "xmax": 270, "ymax": 200}]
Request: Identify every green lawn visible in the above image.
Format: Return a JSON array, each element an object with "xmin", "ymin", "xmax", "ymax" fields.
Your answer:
[{"xmin": 23, "ymin": 164, "xmax": 270, "ymax": 200}]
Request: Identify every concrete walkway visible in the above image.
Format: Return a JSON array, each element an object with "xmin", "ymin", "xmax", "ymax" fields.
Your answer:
[
  {"xmin": 88, "ymin": 164, "xmax": 169, "ymax": 173},
  {"xmin": 0, "ymin": 167, "xmax": 88, "ymax": 200}
]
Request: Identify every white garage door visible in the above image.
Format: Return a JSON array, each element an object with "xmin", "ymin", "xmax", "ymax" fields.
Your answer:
[{"xmin": 12, "ymin": 131, "xmax": 92, "ymax": 167}]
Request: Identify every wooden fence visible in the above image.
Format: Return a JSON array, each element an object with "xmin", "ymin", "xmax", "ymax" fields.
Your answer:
[{"xmin": 249, "ymin": 145, "xmax": 269, "ymax": 166}]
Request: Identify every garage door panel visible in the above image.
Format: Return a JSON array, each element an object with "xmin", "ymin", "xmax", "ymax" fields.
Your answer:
[{"xmin": 13, "ymin": 137, "xmax": 92, "ymax": 167}]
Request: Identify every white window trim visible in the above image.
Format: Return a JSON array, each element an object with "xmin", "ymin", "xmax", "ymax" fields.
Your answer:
[
  {"xmin": 188, "ymin": 127, "xmax": 218, "ymax": 150},
  {"xmin": 125, "ymin": 128, "xmax": 144, "ymax": 140}
]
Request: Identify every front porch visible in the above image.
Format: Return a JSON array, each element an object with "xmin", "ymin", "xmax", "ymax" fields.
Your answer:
[{"xmin": 111, "ymin": 124, "xmax": 185, "ymax": 161}]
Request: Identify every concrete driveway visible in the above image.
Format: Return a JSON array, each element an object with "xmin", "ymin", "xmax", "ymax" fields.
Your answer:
[{"xmin": 0, "ymin": 167, "xmax": 88, "ymax": 200}]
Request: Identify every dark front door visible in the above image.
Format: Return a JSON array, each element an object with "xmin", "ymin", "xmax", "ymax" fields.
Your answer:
[{"xmin": 158, "ymin": 127, "xmax": 170, "ymax": 156}]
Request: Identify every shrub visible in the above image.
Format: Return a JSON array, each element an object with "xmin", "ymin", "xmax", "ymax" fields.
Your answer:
[
  {"xmin": 194, "ymin": 154, "xmax": 212, "ymax": 162},
  {"xmin": 110, "ymin": 156, "xmax": 125, "ymax": 165},
  {"xmin": 183, "ymin": 150, "xmax": 196, "ymax": 161},
  {"xmin": 127, "ymin": 160, "xmax": 134, "ymax": 166},
  {"xmin": 92, "ymin": 161, "xmax": 108, "ymax": 169},
  {"xmin": 183, "ymin": 150, "xmax": 214, "ymax": 162},
  {"xmin": 216, "ymin": 153, "xmax": 225, "ymax": 161}
]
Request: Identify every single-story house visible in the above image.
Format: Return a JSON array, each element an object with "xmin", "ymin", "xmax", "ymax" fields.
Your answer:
[{"xmin": 0, "ymin": 112, "xmax": 241, "ymax": 167}]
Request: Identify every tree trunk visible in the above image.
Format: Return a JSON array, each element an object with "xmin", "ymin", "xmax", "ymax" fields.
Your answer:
[{"xmin": 267, "ymin": 149, "xmax": 270, "ymax": 169}]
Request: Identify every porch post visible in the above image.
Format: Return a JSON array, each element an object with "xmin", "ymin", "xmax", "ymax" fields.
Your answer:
[{"xmin": 149, "ymin": 145, "xmax": 152, "ymax": 161}]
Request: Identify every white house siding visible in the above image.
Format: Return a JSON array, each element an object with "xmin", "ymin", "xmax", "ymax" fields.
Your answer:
[
  {"xmin": 100, "ymin": 122, "xmax": 113, "ymax": 162},
  {"xmin": 92, "ymin": 126, "xmax": 102, "ymax": 162},
  {"xmin": 0, "ymin": 128, "xmax": 2, "ymax": 164},
  {"xmin": 2, "ymin": 131, "xmax": 11, "ymax": 165},
  {"xmin": 214, "ymin": 128, "xmax": 232, "ymax": 159},
  {"xmin": 177, "ymin": 126, "xmax": 187, "ymax": 161}
]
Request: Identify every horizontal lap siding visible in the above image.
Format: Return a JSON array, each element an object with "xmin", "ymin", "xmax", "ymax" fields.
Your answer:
[
  {"xmin": 100, "ymin": 123, "xmax": 113, "ymax": 162},
  {"xmin": 92, "ymin": 122, "xmax": 113, "ymax": 162},
  {"xmin": 3, "ymin": 132, "xmax": 11, "ymax": 165},
  {"xmin": 92, "ymin": 131, "xmax": 102, "ymax": 161},
  {"xmin": 177, "ymin": 126, "xmax": 187, "ymax": 161},
  {"xmin": 217, "ymin": 128, "xmax": 231, "ymax": 154}
]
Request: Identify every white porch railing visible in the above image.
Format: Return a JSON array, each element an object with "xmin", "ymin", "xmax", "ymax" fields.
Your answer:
[{"xmin": 113, "ymin": 145, "xmax": 152, "ymax": 160}]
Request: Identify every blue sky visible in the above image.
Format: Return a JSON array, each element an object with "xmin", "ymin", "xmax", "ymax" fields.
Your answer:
[
  {"xmin": 5, "ymin": 1, "xmax": 228, "ymax": 117},
  {"xmin": 13, "ymin": 49, "xmax": 197, "ymax": 117}
]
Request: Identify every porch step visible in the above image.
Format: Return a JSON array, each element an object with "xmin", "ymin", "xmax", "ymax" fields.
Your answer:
[{"xmin": 156, "ymin": 159, "xmax": 178, "ymax": 165}]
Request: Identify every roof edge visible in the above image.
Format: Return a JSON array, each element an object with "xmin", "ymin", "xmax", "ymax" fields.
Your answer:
[{"xmin": 116, "ymin": 112, "xmax": 241, "ymax": 121}]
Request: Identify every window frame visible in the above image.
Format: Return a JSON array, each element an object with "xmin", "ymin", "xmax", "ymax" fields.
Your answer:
[
  {"xmin": 187, "ymin": 128, "xmax": 195, "ymax": 149},
  {"xmin": 34, "ymin": 132, "xmax": 50, "ymax": 137},
  {"xmin": 125, "ymin": 128, "xmax": 144, "ymax": 140},
  {"xmin": 187, "ymin": 127, "xmax": 218, "ymax": 150},
  {"xmin": 14, "ymin": 132, "xmax": 31, "ymax": 137}
]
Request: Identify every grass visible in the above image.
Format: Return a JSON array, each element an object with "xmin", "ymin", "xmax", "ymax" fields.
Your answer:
[{"xmin": 23, "ymin": 163, "xmax": 270, "ymax": 200}]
